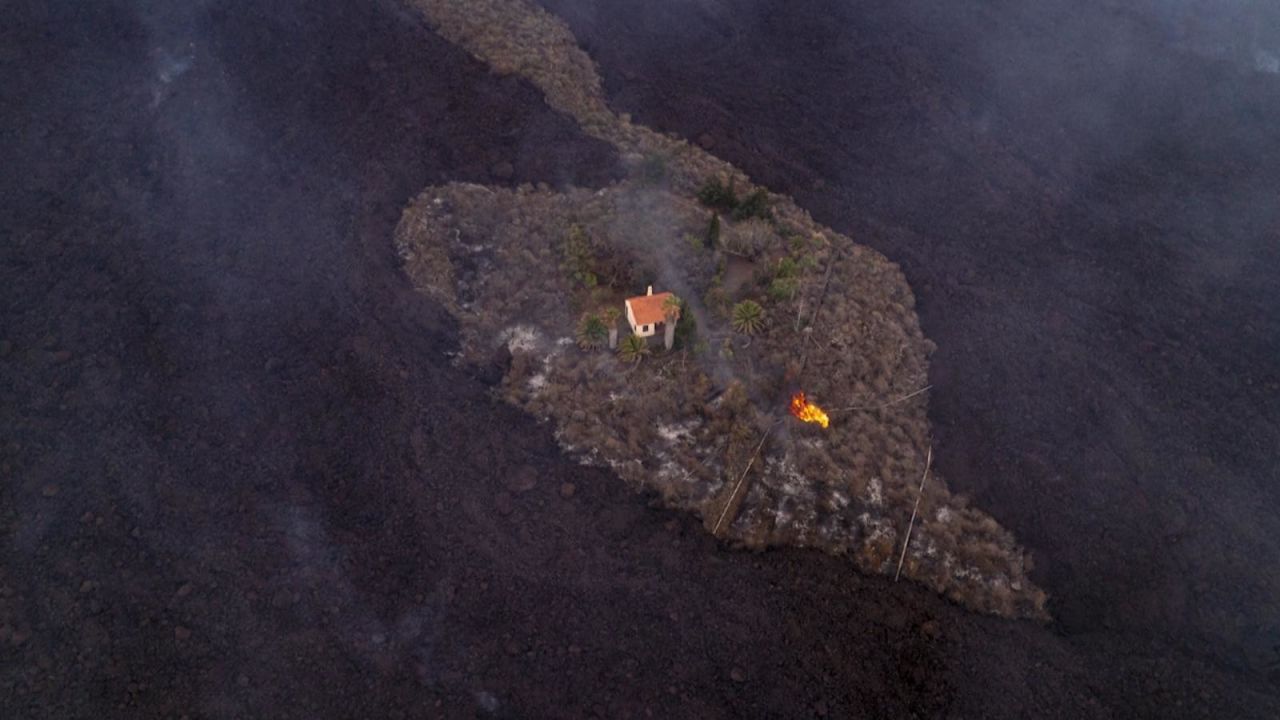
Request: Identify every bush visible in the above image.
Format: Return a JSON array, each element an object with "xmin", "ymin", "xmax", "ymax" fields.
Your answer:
[
  {"xmin": 768, "ymin": 275, "xmax": 800, "ymax": 301},
  {"xmin": 704, "ymin": 284, "xmax": 730, "ymax": 318},
  {"xmin": 576, "ymin": 313, "xmax": 608, "ymax": 350},
  {"xmin": 673, "ymin": 300, "xmax": 699, "ymax": 349},
  {"xmin": 617, "ymin": 333, "xmax": 650, "ymax": 364},
  {"xmin": 774, "ymin": 255, "xmax": 799, "ymax": 279},
  {"xmin": 731, "ymin": 188, "xmax": 771, "ymax": 221},
  {"xmin": 696, "ymin": 176, "xmax": 738, "ymax": 211},
  {"xmin": 561, "ymin": 224, "xmax": 598, "ymax": 288},
  {"xmin": 704, "ymin": 213, "xmax": 721, "ymax": 250},
  {"xmin": 767, "ymin": 255, "xmax": 801, "ymax": 300},
  {"xmin": 731, "ymin": 299, "xmax": 765, "ymax": 335},
  {"xmin": 722, "ymin": 218, "xmax": 773, "ymax": 258}
]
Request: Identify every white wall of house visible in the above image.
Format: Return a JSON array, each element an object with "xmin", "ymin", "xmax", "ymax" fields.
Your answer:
[{"xmin": 624, "ymin": 301, "xmax": 658, "ymax": 337}]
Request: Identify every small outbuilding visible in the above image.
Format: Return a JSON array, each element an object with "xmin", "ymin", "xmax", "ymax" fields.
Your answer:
[{"xmin": 624, "ymin": 286, "xmax": 675, "ymax": 338}]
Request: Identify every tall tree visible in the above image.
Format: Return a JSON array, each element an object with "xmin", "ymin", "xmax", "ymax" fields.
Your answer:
[
  {"xmin": 561, "ymin": 224, "xmax": 598, "ymax": 288},
  {"xmin": 662, "ymin": 294, "xmax": 682, "ymax": 350},
  {"xmin": 601, "ymin": 307, "xmax": 622, "ymax": 349}
]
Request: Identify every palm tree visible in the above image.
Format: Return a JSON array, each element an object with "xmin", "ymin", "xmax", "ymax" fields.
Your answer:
[
  {"xmin": 731, "ymin": 299, "xmax": 765, "ymax": 335},
  {"xmin": 576, "ymin": 313, "xmax": 609, "ymax": 351},
  {"xmin": 617, "ymin": 333, "xmax": 650, "ymax": 365},
  {"xmin": 601, "ymin": 307, "xmax": 622, "ymax": 349},
  {"xmin": 662, "ymin": 294, "xmax": 682, "ymax": 350}
]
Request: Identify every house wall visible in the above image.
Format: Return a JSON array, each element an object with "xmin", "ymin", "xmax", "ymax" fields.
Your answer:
[{"xmin": 625, "ymin": 302, "xmax": 658, "ymax": 337}]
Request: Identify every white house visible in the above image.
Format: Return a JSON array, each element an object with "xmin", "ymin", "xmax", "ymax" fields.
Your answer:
[{"xmin": 624, "ymin": 286, "xmax": 675, "ymax": 338}]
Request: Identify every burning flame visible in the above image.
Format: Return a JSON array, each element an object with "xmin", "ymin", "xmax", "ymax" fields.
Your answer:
[{"xmin": 789, "ymin": 391, "xmax": 830, "ymax": 429}]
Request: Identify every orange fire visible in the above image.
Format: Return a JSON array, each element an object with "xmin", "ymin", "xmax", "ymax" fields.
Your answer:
[{"xmin": 789, "ymin": 391, "xmax": 830, "ymax": 429}]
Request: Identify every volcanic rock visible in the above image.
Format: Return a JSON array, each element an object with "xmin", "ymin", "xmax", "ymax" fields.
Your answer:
[
  {"xmin": 505, "ymin": 466, "xmax": 538, "ymax": 493},
  {"xmin": 495, "ymin": 491, "xmax": 514, "ymax": 515},
  {"xmin": 490, "ymin": 161, "xmax": 515, "ymax": 180}
]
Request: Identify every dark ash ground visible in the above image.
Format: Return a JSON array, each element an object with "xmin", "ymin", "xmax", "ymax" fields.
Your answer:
[{"xmin": 2, "ymin": 0, "xmax": 1278, "ymax": 717}]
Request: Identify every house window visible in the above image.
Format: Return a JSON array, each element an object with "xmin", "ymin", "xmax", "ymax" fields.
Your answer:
[{"xmin": 641, "ymin": 324, "xmax": 649, "ymax": 333}]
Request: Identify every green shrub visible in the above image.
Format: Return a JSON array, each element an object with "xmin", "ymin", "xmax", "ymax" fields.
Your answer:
[
  {"xmin": 704, "ymin": 213, "xmax": 721, "ymax": 250},
  {"xmin": 768, "ymin": 275, "xmax": 800, "ymax": 301},
  {"xmin": 696, "ymin": 177, "xmax": 738, "ymax": 211},
  {"xmin": 775, "ymin": 255, "xmax": 798, "ymax": 279},
  {"xmin": 618, "ymin": 333, "xmax": 650, "ymax": 364},
  {"xmin": 561, "ymin": 224, "xmax": 598, "ymax": 288},
  {"xmin": 576, "ymin": 313, "xmax": 609, "ymax": 350},
  {"xmin": 767, "ymin": 255, "xmax": 801, "ymax": 300},
  {"xmin": 731, "ymin": 299, "xmax": 765, "ymax": 335},
  {"xmin": 673, "ymin": 299, "xmax": 699, "ymax": 349},
  {"xmin": 731, "ymin": 189, "xmax": 771, "ymax": 221}
]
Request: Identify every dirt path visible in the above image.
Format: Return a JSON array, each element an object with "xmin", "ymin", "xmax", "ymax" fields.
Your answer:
[{"xmin": 1, "ymin": 0, "xmax": 1276, "ymax": 717}]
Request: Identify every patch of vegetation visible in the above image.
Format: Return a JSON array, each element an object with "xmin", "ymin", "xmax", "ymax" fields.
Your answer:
[
  {"xmin": 673, "ymin": 298, "xmax": 699, "ymax": 350},
  {"xmin": 697, "ymin": 176, "xmax": 739, "ymax": 211},
  {"xmin": 767, "ymin": 255, "xmax": 802, "ymax": 301},
  {"xmin": 704, "ymin": 213, "xmax": 721, "ymax": 250},
  {"xmin": 704, "ymin": 282, "xmax": 730, "ymax": 319},
  {"xmin": 560, "ymin": 222, "xmax": 646, "ymax": 291},
  {"xmin": 576, "ymin": 313, "xmax": 608, "ymax": 350},
  {"xmin": 722, "ymin": 218, "xmax": 773, "ymax": 259},
  {"xmin": 731, "ymin": 299, "xmax": 765, "ymax": 335},
  {"xmin": 617, "ymin": 333, "xmax": 650, "ymax": 364},
  {"xmin": 601, "ymin": 307, "xmax": 622, "ymax": 347},
  {"xmin": 731, "ymin": 188, "xmax": 772, "ymax": 221},
  {"xmin": 662, "ymin": 294, "xmax": 682, "ymax": 319},
  {"xmin": 561, "ymin": 224, "xmax": 598, "ymax": 288},
  {"xmin": 768, "ymin": 275, "xmax": 800, "ymax": 302}
]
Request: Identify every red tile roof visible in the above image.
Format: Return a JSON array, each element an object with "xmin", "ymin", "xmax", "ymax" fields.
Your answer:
[{"xmin": 626, "ymin": 291, "xmax": 676, "ymax": 326}]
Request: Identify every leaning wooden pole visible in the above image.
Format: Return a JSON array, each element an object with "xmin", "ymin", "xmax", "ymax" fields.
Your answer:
[
  {"xmin": 895, "ymin": 447, "xmax": 932, "ymax": 582},
  {"xmin": 794, "ymin": 248, "xmax": 839, "ymax": 381},
  {"xmin": 712, "ymin": 421, "xmax": 778, "ymax": 537}
]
